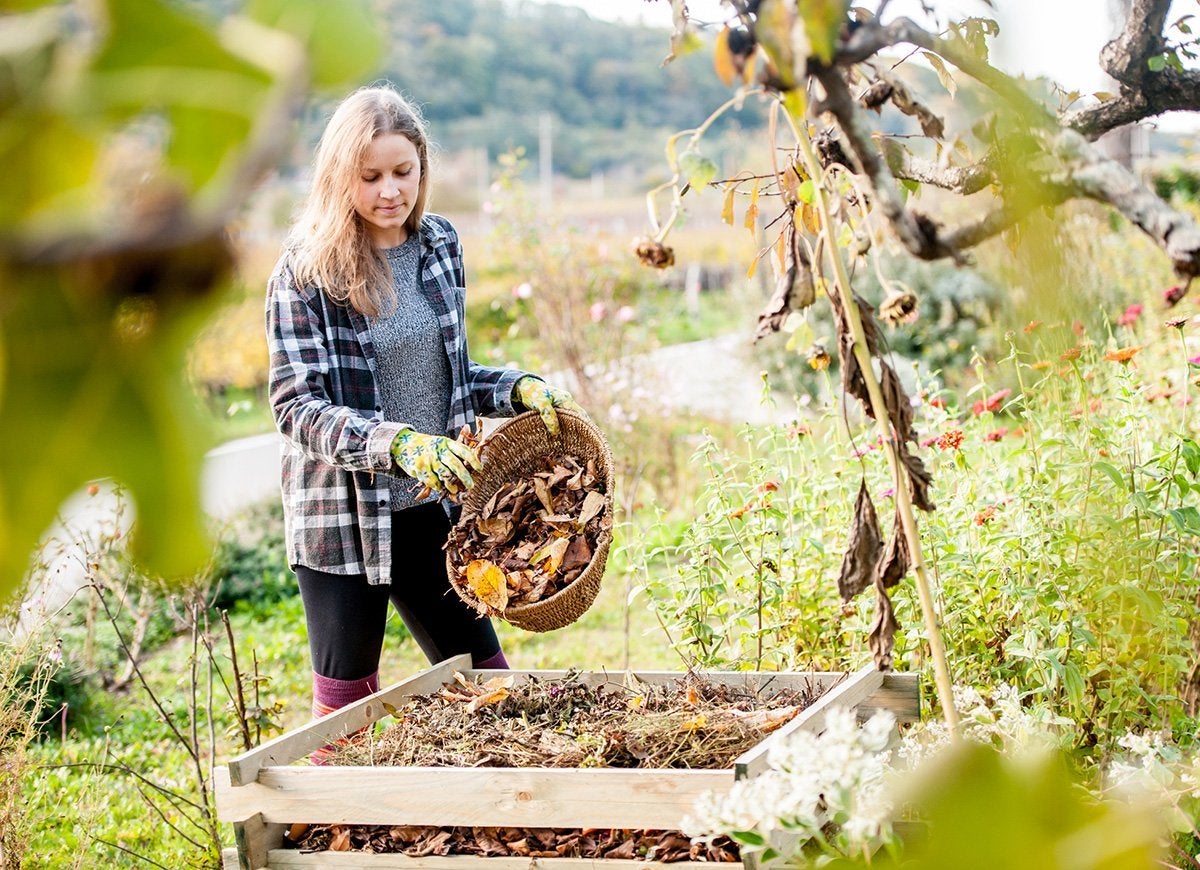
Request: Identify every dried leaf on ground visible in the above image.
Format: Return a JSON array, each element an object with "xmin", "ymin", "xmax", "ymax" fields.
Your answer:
[{"xmin": 289, "ymin": 823, "xmax": 739, "ymax": 862}]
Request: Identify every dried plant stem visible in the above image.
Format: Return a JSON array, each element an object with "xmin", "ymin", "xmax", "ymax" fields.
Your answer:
[{"xmin": 783, "ymin": 99, "xmax": 959, "ymax": 732}]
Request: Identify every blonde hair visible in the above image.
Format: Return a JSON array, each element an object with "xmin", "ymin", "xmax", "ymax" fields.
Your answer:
[{"xmin": 289, "ymin": 85, "xmax": 431, "ymax": 317}]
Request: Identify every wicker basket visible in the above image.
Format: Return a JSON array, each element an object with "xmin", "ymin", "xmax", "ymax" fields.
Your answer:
[{"xmin": 447, "ymin": 410, "xmax": 614, "ymax": 633}]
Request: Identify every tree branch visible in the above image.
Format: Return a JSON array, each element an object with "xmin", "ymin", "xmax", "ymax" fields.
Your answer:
[
  {"xmin": 1056, "ymin": 129, "xmax": 1200, "ymax": 276},
  {"xmin": 1099, "ymin": 0, "xmax": 1170, "ymax": 84},
  {"xmin": 882, "ymin": 142, "xmax": 995, "ymax": 195},
  {"xmin": 1064, "ymin": 68, "xmax": 1200, "ymax": 139},
  {"xmin": 836, "ymin": 17, "xmax": 1053, "ymax": 124},
  {"xmin": 813, "ymin": 66, "xmax": 955, "ymax": 260}
]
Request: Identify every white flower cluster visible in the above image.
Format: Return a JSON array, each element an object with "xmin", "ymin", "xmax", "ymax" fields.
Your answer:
[
  {"xmin": 683, "ymin": 682, "xmax": 1081, "ymax": 863},
  {"xmin": 1105, "ymin": 729, "xmax": 1200, "ymax": 836},
  {"xmin": 682, "ymin": 708, "xmax": 898, "ymax": 856},
  {"xmin": 897, "ymin": 683, "xmax": 1075, "ymax": 771}
]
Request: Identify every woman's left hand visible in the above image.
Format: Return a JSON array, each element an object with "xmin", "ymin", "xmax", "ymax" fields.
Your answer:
[{"xmin": 513, "ymin": 376, "xmax": 586, "ymax": 436}]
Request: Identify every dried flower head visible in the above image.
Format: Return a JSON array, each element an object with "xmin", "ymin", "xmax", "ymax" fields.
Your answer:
[
  {"xmin": 1165, "ymin": 317, "xmax": 1188, "ymax": 329},
  {"xmin": 633, "ymin": 238, "xmax": 676, "ymax": 269},
  {"xmin": 806, "ymin": 343, "xmax": 831, "ymax": 371},
  {"xmin": 879, "ymin": 289, "xmax": 918, "ymax": 325}
]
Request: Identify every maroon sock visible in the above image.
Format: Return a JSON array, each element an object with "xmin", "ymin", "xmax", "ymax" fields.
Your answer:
[
  {"xmin": 473, "ymin": 649, "xmax": 510, "ymax": 669},
  {"xmin": 310, "ymin": 671, "xmax": 379, "ymax": 764}
]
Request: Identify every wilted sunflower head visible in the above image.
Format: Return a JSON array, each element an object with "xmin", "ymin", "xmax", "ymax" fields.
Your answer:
[
  {"xmin": 633, "ymin": 238, "xmax": 676, "ymax": 269},
  {"xmin": 880, "ymin": 289, "xmax": 918, "ymax": 325}
]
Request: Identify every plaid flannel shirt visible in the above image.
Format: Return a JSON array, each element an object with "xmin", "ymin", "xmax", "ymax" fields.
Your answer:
[{"xmin": 266, "ymin": 213, "xmax": 530, "ymax": 584}]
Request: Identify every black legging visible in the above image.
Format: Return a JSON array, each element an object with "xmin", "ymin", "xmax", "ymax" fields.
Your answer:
[{"xmin": 294, "ymin": 502, "xmax": 500, "ymax": 681}]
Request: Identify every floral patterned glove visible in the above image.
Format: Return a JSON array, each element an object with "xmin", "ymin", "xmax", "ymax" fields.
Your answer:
[
  {"xmin": 513, "ymin": 376, "xmax": 586, "ymax": 436},
  {"xmin": 390, "ymin": 428, "xmax": 482, "ymax": 496}
]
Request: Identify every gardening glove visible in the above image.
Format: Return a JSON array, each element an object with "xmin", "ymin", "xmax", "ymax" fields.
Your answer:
[
  {"xmin": 390, "ymin": 428, "xmax": 482, "ymax": 497},
  {"xmin": 513, "ymin": 376, "xmax": 586, "ymax": 437}
]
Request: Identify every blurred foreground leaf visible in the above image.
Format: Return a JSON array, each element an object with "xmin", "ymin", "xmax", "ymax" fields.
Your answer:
[
  {"xmin": 873, "ymin": 743, "xmax": 1161, "ymax": 869},
  {"xmin": 0, "ymin": 0, "xmax": 380, "ymax": 599}
]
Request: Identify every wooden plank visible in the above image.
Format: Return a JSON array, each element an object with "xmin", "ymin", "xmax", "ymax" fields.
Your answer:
[
  {"xmin": 217, "ymin": 766, "xmax": 733, "ymax": 830},
  {"xmin": 733, "ymin": 666, "xmax": 884, "ymax": 779},
  {"xmin": 227, "ymin": 655, "xmax": 472, "ymax": 786},
  {"xmin": 856, "ymin": 673, "xmax": 920, "ymax": 724},
  {"xmin": 222, "ymin": 847, "xmax": 241, "ymax": 870},
  {"xmin": 266, "ymin": 854, "xmax": 721, "ymax": 869},
  {"xmin": 234, "ymin": 812, "xmax": 284, "ymax": 870}
]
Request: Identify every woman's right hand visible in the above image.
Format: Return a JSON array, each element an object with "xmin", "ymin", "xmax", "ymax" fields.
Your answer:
[{"xmin": 390, "ymin": 428, "xmax": 482, "ymax": 496}]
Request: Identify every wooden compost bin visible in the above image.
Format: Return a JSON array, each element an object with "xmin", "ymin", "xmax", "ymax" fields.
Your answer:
[{"xmin": 217, "ymin": 655, "xmax": 919, "ymax": 870}]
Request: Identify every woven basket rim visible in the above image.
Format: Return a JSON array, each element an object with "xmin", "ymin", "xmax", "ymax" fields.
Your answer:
[{"xmin": 448, "ymin": 410, "xmax": 613, "ymax": 628}]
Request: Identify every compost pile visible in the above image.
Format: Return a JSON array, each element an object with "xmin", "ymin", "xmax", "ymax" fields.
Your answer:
[
  {"xmin": 328, "ymin": 670, "xmax": 825, "ymax": 769},
  {"xmin": 285, "ymin": 824, "xmax": 739, "ymax": 861},
  {"xmin": 446, "ymin": 452, "xmax": 610, "ymax": 614},
  {"xmin": 293, "ymin": 672, "xmax": 823, "ymax": 858}
]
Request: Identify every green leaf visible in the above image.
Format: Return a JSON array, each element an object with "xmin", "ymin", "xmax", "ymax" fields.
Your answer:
[
  {"xmin": 732, "ymin": 830, "xmax": 767, "ymax": 847},
  {"xmin": 246, "ymin": 0, "xmax": 381, "ymax": 88},
  {"xmin": 679, "ymin": 150, "xmax": 718, "ymax": 191},
  {"xmin": 1168, "ymin": 506, "xmax": 1200, "ymax": 536},
  {"xmin": 1181, "ymin": 438, "xmax": 1200, "ymax": 476},
  {"xmin": 1093, "ymin": 461, "xmax": 1127, "ymax": 491},
  {"xmin": 795, "ymin": 179, "xmax": 816, "ymax": 205},
  {"xmin": 1147, "ymin": 54, "xmax": 1167, "ymax": 71},
  {"xmin": 801, "ymin": 0, "xmax": 849, "ymax": 65},
  {"xmin": 88, "ymin": 0, "xmax": 274, "ymax": 191},
  {"xmin": 0, "ymin": 254, "xmax": 227, "ymax": 597}
]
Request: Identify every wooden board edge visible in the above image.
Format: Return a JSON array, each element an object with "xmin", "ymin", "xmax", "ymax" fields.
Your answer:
[
  {"xmin": 732, "ymin": 666, "xmax": 884, "ymax": 780},
  {"xmin": 227, "ymin": 655, "xmax": 472, "ymax": 786}
]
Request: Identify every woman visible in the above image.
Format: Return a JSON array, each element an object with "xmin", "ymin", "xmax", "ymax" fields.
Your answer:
[{"xmin": 266, "ymin": 85, "xmax": 583, "ymax": 733}]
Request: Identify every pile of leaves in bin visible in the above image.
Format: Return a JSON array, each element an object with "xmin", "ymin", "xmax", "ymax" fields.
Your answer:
[
  {"xmin": 446, "ymin": 452, "xmax": 611, "ymax": 614},
  {"xmin": 285, "ymin": 823, "xmax": 739, "ymax": 861},
  {"xmin": 328, "ymin": 670, "xmax": 827, "ymax": 769}
]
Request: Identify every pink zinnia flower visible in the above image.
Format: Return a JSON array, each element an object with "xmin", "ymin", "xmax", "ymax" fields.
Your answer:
[{"xmin": 1116, "ymin": 303, "xmax": 1143, "ymax": 327}]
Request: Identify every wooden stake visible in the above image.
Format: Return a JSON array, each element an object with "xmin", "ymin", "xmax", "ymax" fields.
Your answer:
[{"xmin": 781, "ymin": 99, "xmax": 960, "ymax": 732}]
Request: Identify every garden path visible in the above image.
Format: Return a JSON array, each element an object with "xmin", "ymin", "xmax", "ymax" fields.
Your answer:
[{"xmin": 22, "ymin": 331, "xmax": 782, "ymax": 631}]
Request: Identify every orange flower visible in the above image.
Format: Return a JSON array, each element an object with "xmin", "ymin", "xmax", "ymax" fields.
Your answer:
[
  {"xmin": 1103, "ymin": 345, "xmax": 1143, "ymax": 364},
  {"xmin": 974, "ymin": 505, "xmax": 997, "ymax": 526},
  {"xmin": 1031, "ymin": 360, "xmax": 1051, "ymax": 370},
  {"xmin": 1023, "ymin": 320, "xmax": 1042, "ymax": 333},
  {"xmin": 937, "ymin": 429, "xmax": 965, "ymax": 451},
  {"xmin": 1060, "ymin": 347, "xmax": 1081, "ymax": 361}
]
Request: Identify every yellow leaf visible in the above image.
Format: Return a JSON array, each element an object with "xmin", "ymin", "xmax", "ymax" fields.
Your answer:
[
  {"xmin": 466, "ymin": 559, "xmax": 509, "ymax": 611},
  {"xmin": 531, "ymin": 536, "xmax": 571, "ymax": 575},
  {"xmin": 682, "ymin": 713, "xmax": 707, "ymax": 732},
  {"xmin": 721, "ymin": 183, "xmax": 736, "ymax": 226},
  {"xmin": 713, "ymin": 26, "xmax": 736, "ymax": 87},
  {"xmin": 801, "ymin": 202, "xmax": 821, "ymax": 235},
  {"xmin": 744, "ymin": 180, "xmax": 760, "ymax": 233},
  {"xmin": 466, "ymin": 687, "xmax": 510, "ymax": 713},
  {"xmin": 627, "ymin": 694, "xmax": 646, "ymax": 710}
]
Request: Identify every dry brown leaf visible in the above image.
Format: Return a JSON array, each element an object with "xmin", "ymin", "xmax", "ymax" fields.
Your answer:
[
  {"xmin": 838, "ymin": 480, "xmax": 882, "ymax": 602},
  {"xmin": 533, "ymin": 477, "xmax": 554, "ymax": 513},
  {"xmin": 578, "ymin": 490, "xmax": 606, "ymax": 525},
  {"xmin": 561, "ymin": 535, "xmax": 592, "ymax": 572},
  {"xmin": 329, "ymin": 827, "xmax": 351, "ymax": 852}
]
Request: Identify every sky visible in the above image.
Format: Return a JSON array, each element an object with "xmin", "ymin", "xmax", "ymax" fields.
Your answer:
[{"xmin": 550, "ymin": 0, "xmax": 1199, "ymax": 132}]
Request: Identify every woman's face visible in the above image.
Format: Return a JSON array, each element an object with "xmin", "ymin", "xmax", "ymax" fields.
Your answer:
[{"xmin": 354, "ymin": 132, "xmax": 421, "ymax": 248}]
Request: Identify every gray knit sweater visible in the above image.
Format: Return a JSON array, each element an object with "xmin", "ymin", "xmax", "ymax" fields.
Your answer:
[{"xmin": 369, "ymin": 233, "xmax": 453, "ymax": 510}]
